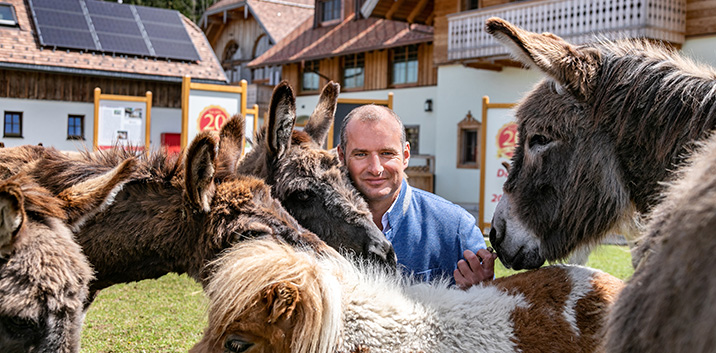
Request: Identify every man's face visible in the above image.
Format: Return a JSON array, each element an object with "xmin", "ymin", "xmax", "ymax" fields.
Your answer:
[{"xmin": 340, "ymin": 116, "xmax": 410, "ymax": 205}]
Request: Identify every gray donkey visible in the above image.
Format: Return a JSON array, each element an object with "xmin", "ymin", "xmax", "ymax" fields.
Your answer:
[
  {"xmin": 485, "ymin": 17, "xmax": 716, "ymax": 270},
  {"xmin": 235, "ymin": 81, "xmax": 396, "ymax": 266},
  {"xmin": 1, "ymin": 159, "xmax": 134, "ymax": 352}
]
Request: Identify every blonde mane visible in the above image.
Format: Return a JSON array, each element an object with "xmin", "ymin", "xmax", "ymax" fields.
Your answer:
[{"xmin": 204, "ymin": 239, "xmax": 343, "ymax": 353}]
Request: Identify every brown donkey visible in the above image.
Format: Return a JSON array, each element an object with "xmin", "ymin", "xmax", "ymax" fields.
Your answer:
[
  {"xmin": 235, "ymin": 81, "xmax": 396, "ymax": 266},
  {"xmin": 485, "ymin": 18, "xmax": 716, "ymax": 270},
  {"xmin": 6, "ymin": 131, "xmax": 328, "ymax": 302},
  {"xmin": 0, "ymin": 159, "xmax": 135, "ymax": 352}
]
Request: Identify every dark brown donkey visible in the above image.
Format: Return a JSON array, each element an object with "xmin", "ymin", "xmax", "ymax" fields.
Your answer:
[
  {"xmin": 1, "ymin": 160, "xmax": 135, "ymax": 353},
  {"xmin": 234, "ymin": 81, "xmax": 396, "ymax": 266},
  {"xmin": 485, "ymin": 18, "xmax": 716, "ymax": 270},
  {"xmin": 9, "ymin": 131, "xmax": 328, "ymax": 301}
]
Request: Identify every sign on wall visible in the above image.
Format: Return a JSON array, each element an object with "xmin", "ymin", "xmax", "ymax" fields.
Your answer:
[
  {"xmin": 93, "ymin": 88, "xmax": 152, "ymax": 151},
  {"xmin": 181, "ymin": 76, "xmax": 248, "ymax": 150},
  {"xmin": 478, "ymin": 96, "xmax": 517, "ymax": 233}
]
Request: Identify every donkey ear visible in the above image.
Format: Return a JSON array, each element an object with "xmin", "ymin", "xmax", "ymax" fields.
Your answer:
[
  {"xmin": 264, "ymin": 282, "xmax": 300, "ymax": 324},
  {"xmin": 185, "ymin": 132, "xmax": 217, "ymax": 212},
  {"xmin": 485, "ymin": 17, "xmax": 600, "ymax": 100},
  {"xmin": 217, "ymin": 114, "xmax": 246, "ymax": 177},
  {"xmin": 58, "ymin": 158, "xmax": 136, "ymax": 227},
  {"xmin": 304, "ymin": 81, "xmax": 340, "ymax": 146},
  {"xmin": 266, "ymin": 81, "xmax": 296, "ymax": 160},
  {"xmin": 0, "ymin": 182, "xmax": 25, "ymax": 255}
]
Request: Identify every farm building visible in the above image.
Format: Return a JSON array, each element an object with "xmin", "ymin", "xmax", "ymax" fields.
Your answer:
[
  {"xmin": 0, "ymin": 0, "xmax": 226, "ymax": 151},
  {"xmin": 247, "ymin": 0, "xmax": 716, "ymax": 214}
]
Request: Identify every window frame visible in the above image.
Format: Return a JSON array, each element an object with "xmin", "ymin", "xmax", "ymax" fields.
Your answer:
[
  {"xmin": 390, "ymin": 45, "xmax": 419, "ymax": 87},
  {"xmin": 404, "ymin": 124, "xmax": 420, "ymax": 155},
  {"xmin": 67, "ymin": 114, "xmax": 85, "ymax": 140},
  {"xmin": 342, "ymin": 53, "xmax": 365, "ymax": 90},
  {"xmin": 457, "ymin": 111, "xmax": 481, "ymax": 169},
  {"xmin": 301, "ymin": 60, "xmax": 321, "ymax": 93},
  {"xmin": 3, "ymin": 111, "xmax": 22, "ymax": 138},
  {"xmin": 0, "ymin": 3, "xmax": 18, "ymax": 27},
  {"xmin": 318, "ymin": 0, "xmax": 342, "ymax": 26}
]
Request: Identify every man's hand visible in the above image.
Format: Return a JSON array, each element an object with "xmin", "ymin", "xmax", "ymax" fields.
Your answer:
[{"xmin": 454, "ymin": 248, "xmax": 497, "ymax": 290}]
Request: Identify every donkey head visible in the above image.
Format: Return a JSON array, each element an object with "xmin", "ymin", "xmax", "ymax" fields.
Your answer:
[
  {"xmin": 236, "ymin": 81, "xmax": 396, "ymax": 267},
  {"xmin": 184, "ymin": 131, "xmax": 330, "ymax": 282},
  {"xmin": 485, "ymin": 18, "xmax": 632, "ymax": 269},
  {"xmin": 0, "ymin": 161, "xmax": 136, "ymax": 353}
]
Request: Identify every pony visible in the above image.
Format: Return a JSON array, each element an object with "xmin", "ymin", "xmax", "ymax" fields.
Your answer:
[
  {"xmin": 605, "ymin": 133, "xmax": 716, "ymax": 352},
  {"xmin": 484, "ymin": 17, "xmax": 716, "ymax": 270},
  {"xmin": 190, "ymin": 238, "xmax": 623, "ymax": 353},
  {"xmin": 0, "ymin": 159, "xmax": 135, "ymax": 352},
  {"xmin": 235, "ymin": 81, "xmax": 396, "ymax": 265},
  {"xmin": 0, "ymin": 130, "xmax": 330, "ymax": 303}
]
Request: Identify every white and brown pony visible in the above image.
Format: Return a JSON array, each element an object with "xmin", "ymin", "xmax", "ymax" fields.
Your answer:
[{"xmin": 191, "ymin": 239, "xmax": 622, "ymax": 353}]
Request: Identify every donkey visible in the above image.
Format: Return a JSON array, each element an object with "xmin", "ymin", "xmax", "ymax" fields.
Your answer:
[
  {"xmin": 234, "ymin": 81, "xmax": 396, "ymax": 266},
  {"xmin": 190, "ymin": 238, "xmax": 623, "ymax": 353},
  {"xmin": 484, "ymin": 17, "xmax": 716, "ymax": 269},
  {"xmin": 604, "ymin": 133, "xmax": 716, "ymax": 353},
  {"xmin": 1, "ymin": 159, "xmax": 135, "ymax": 352},
  {"xmin": 11, "ymin": 130, "xmax": 329, "ymax": 300}
]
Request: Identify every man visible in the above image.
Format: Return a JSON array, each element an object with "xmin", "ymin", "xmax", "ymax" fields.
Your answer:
[{"xmin": 337, "ymin": 105, "xmax": 496, "ymax": 289}]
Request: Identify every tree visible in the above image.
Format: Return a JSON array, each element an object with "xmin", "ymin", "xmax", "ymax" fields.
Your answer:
[{"xmin": 104, "ymin": 0, "xmax": 220, "ymax": 23}]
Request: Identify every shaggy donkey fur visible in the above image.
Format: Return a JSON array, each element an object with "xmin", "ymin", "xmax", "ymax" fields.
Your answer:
[
  {"xmin": 236, "ymin": 81, "xmax": 396, "ymax": 266},
  {"xmin": 191, "ymin": 239, "xmax": 623, "ymax": 353},
  {"xmin": 1, "ymin": 131, "xmax": 328, "ymax": 302},
  {"xmin": 485, "ymin": 18, "xmax": 716, "ymax": 270},
  {"xmin": 605, "ymin": 133, "xmax": 716, "ymax": 353},
  {"xmin": 0, "ymin": 159, "xmax": 135, "ymax": 352}
]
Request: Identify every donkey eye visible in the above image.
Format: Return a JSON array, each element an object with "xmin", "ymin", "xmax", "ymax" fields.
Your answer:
[
  {"xmin": 225, "ymin": 337, "xmax": 253, "ymax": 353},
  {"xmin": 2, "ymin": 315, "xmax": 39, "ymax": 337},
  {"xmin": 529, "ymin": 134, "xmax": 552, "ymax": 148},
  {"xmin": 293, "ymin": 191, "xmax": 312, "ymax": 201}
]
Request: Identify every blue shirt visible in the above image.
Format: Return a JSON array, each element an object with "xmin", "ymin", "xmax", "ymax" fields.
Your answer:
[{"xmin": 383, "ymin": 179, "xmax": 487, "ymax": 283}]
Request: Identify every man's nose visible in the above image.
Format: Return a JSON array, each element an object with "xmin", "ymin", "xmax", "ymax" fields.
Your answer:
[{"xmin": 367, "ymin": 154, "xmax": 384, "ymax": 175}]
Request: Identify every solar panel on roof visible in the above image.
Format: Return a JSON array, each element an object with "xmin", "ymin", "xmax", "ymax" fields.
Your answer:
[{"xmin": 28, "ymin": 0, "xmax": 201, "ymax": 62}]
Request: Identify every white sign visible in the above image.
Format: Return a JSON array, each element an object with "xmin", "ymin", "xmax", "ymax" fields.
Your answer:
[
  {"xmin": 244, "ymin": 112, "xmax": 255, "ymax": 154},
  {"xmin": 186, "ymin": 89, "xmax": 241, "ymax": 143},
  {"xmin": 97, "ymin": 101, "xmax": 146, "ymax": 150},
  {"xmin": 480, "ymin": 107, "xmax": 518, "ymax": 232}
]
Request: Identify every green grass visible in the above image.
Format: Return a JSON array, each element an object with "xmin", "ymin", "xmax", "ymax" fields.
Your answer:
[{"xmin": 81, "ymin": 245, "xmax": 634, "ymax": 352}]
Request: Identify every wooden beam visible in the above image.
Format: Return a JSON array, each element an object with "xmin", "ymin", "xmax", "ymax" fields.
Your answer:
[
  {"xmin": 493, "ymin": 59, "xmax": 524, "ymax": 68},
  {"xmin": 385, "ymin": 0, "xmax": 406, "ymax": 20},
  {"xmin": 464, "ymin": 61, "xmax": 503, "ymax": 71},
  {"xmin": 407, "ymin": 0, "xmax": 430, "ymax": 23},
  {"xmin": 425, "ymin": 11, "xmax": 435, "ymax": 26}
]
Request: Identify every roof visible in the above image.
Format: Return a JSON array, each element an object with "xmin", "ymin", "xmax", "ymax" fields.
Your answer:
[
  {"xmin": 0, "ymin": 0, "xmax": 226, "ymax": 83},
  {"xmin": 248, "ymin": 13, "xmax": 433, "ymax": 67},
  {"xmin": 202, "ymin": 0, "xmax": 313, "ymax": 44},
  {"xmin": 361, "ymin": 0, "xmax": 434, "ymax": 25}
]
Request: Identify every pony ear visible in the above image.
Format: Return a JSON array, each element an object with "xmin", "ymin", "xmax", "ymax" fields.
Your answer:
[
  {"xmin": 264, "ymin": 282, "xmax": 300, "ymax": 324},
  {"xmin": 266, "ymin": 81, "xmax": 296, "ymax": 161},
  {"xmin": 185, "ymin": 132, "xmax": 218, "ymax": 212},
  {"xmin": 58, "ymin": 157, "xmax": 136, "ymax": 227},
  {"xmin": 485, "ymin": 17, "xmax": 600, "ymax": 100},
  {"xmin": 0, "ymin": 182, "xmax": 25, "ymax": 256},
  {"xmin": 304, "ymin": 81, "xmax": 340, "ymax": 146},
  {"xmin": 217, "ymin": 114, "xmax": 246, "ymax": 177}
]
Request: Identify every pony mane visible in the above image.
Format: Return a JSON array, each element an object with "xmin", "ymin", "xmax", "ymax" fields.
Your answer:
[{"xmin": 205, "ymin": 239, "xmax": 343, "ymax": 353}]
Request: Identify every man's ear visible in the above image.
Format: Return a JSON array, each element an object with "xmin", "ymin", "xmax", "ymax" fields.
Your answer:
[
  {"xmin": 336, "ymin": 145, "xmax": 345, "ymax": 164},
  {"xmin": 402, "ymin": 141, "xmax": 411, "ymax": 168},
  {"xmin": 264, "ymin": 282, "xmax": 300, "ymax": 324}
]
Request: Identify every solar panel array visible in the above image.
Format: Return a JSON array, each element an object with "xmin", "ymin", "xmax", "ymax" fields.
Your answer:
[{"xmin": 28, "ymin": 0, "xmax": 201, "ymax": 62}]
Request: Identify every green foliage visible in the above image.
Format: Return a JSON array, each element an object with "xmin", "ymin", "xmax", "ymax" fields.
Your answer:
[{"xmin": 101, "ymin": 0, "xmax": 220, "ymax": 23}]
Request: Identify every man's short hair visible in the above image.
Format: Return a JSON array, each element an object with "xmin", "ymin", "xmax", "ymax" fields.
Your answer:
[{"xmin": 339, "ymin": 104, "xmax": 406, "ymax": 153}]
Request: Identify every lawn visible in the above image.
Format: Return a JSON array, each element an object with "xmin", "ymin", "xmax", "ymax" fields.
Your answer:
[{"xmin": 81, "ymin": 244, "xmax": 634, "ymax": 352}]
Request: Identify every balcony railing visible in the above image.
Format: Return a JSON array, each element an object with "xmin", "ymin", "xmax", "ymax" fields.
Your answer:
[{"xmin": 447, "ymin": 0, "xmax": 686, "ymax": 62}]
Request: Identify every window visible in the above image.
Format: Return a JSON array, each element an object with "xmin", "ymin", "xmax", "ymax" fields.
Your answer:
[
  {"xmin": 405, "ymin": 125, "xmax": 420, "ymax": 154},
  {"xmin": 302, "ymin": 60, "xmax": 320, "ymax": 92},
  {"xmin": 463, "ymin": 0, "xmax": 479, "ymax": 11},
  {"xmin": 319, "ymin": 0, "xmax": 341, "ymax": 23},
  {"xmin": 457, "ymin": 111, "xmax": 481, "ymax": 169},
  {"xmin": 0, "ymin": 3, "xmax": 18, "ymax": 27},
  {"xmin": 68, "ymin": 115, "xmax": 84, "ymax": 140},
  {"xmin": 343, "ymin": 53, "xmax": 364, "ymax": 89},
  {"xmin": 391, "ymin": 45, "xmax": 419, "ymax": 85},
  {"xmin": 3, "ymin": 111, "xmax": 22, "ymax": 138}
]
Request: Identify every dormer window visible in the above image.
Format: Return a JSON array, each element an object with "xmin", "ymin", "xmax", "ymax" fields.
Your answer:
[
  {"xmin": 0, "ymin": 3, "xmax": 18, "ymax": 27},
  {"xmin": 319, "ymin": 0, "xmax": 341, "ymax": 23}
]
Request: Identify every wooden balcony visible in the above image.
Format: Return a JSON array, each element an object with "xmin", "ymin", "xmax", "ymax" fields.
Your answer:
[{"xmin": 447, "ymin": 0, "xmax": 686, "ymax": 64}]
